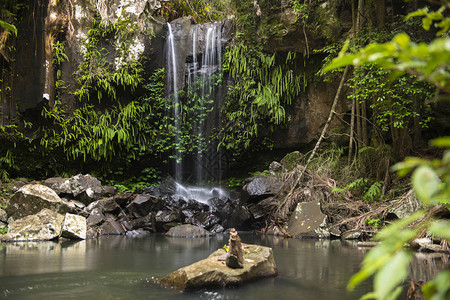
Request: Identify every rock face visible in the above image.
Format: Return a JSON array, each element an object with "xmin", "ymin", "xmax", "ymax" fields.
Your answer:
[
  {"xmin": 3, "ymin": 209, "xmax": 64, "ymax": 241},
  {"xmin": 287, "ymin": 201, "xmax": 332, "ymax": 238},
  {"xmin": 6, "ymin": 184, "xmax": 71, "ymax": 221},
  {"xmin": 153, "ymin": 244, "xmax": 277, "ymax": 291},
  {"xmin": 61, "ymin": 213, "xmax": 87, "ymax": 239},
  {"xmin": 165, "ymin": 224, "xmax": 213, "ymax": 238}
]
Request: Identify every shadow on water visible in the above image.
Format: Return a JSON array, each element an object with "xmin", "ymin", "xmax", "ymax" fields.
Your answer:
[{"xmin": 0, "ymin": 233, "xmax": 447, "ymax": 299}]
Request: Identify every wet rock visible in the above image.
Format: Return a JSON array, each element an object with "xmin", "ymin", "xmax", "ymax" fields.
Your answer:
[
  {"xmin": 242, "ymin": 176, "xmax": 283, "ymax": 201},
  {"xmin": 6, "ymin": 184, "xmax": 72, "ymax": 220},
  {"xmin": 181, "ymin": 209, "xmax": 195, "ymax": 219},
  {"xmin": 129, "ymin": 213, "xmax": 154, "ymax": 231},
  {"xmin": 287, "ymin": 201, "xmax": 332, "ymax": 238},
  {"xmin": 265, "ymin": 225, "xmax": 285, "ymax": 236},
  {"xmin": 165, "ymin": 224, "xmax": 213, "ymax": 238},
  {"xmin": 341, "ymin": 230, "xmax": 362, "ymax": 240},
  {"xmin": 99, "ymin": 219, "xmax": 125, "ymax": 235},
  {"xmin": 2, "ymin": 208, "xmax": 64, "ymax": 241},
  {"xmin": 210, "ymin": 197, "xmax": 252, "ymax": 229},
  {"xmin": 44, "ymin": 174, "xmax": 103, "ymax": 204},
  {"xmin": 186, "ymin": 212, "xmax": 220, "ymax": 229},
  {"xmin": 152, "ymin": 244, "xmax": 277, "ymax": 291},
  {"xmin": 155, "ymin": 210, "xmax": 179, "ymax": 224},
  {"xmin": 61, "ymin": 213, "xmax": 87, "ymax": 239},
  {"xmin": 126, "ymin": 194, "xmax": 153, "ymax": 218},
  {"xmin": 185, "ymin": 199, "xmax": 209, "ymax": 212},
  {"xmin": 87, "ymin": 208, "xmax": 106, "ymax": 226},
  {"xmin": 209, "ymin": 223, "xmax": 225, "ymax": 233},
  {"xmin": 158, "ymin": 176, "xmax": 177, "ymax": 194}
]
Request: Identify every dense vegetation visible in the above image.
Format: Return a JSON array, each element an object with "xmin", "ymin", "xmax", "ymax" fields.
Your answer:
[{"xmin": 0, "ymin": 0, "xmax": 449, "ymax": 297}]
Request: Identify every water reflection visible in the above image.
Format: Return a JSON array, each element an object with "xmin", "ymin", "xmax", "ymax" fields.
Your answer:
[{"xmin": 0, "ymin": 234, "xmax": 447, "ymax": 300}]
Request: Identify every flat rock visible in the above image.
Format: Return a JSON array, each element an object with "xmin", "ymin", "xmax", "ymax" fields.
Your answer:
[
  {"xmin": 6, "ymin": 184, "xmax": 71, "ymax": 220},
  {"xmin": 165, "ymin": 224, "xmax": 213, "ymax": 238},
  {"xmin": 2, "ymin": 208, "xmax": 64, "ymax": 241},
  {"xmin": 152, "ymin": 244, "xmax": 277, "ymax": 290},
  {"xmin": 287, "ymin": 201, "xmax": 331, "ymax": 238}
]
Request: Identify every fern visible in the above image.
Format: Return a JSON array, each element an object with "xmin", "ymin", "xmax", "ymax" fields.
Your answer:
[{"xmin": 364, "ymin": 181, "xmax": 383, "ymax": 202}]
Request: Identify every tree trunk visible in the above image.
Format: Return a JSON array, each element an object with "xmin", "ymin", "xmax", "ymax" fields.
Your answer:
[
  {"xmin": 375, "ymin": 0, "xmax": 386, "ymax": 30},
  {"xmin": 348, "ymin": 96, "xmax": 356, "ymax": 165},
  {"xmin": 361, "ymin": 99, "xmax": 368, "ymax": 146}
]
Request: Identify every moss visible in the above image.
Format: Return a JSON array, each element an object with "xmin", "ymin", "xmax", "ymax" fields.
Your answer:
[{"xmin": 280, "ymin": 151, "xmax": 304, "ymax": 172}]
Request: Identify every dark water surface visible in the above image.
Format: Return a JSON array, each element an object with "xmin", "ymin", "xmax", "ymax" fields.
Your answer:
[{"xmin": 0, "ymin": 233, "xmax": 373, "ymax": 299}]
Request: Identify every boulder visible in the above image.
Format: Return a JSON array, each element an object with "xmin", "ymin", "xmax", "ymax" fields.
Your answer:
[
  {"xmin": 44, "ymin": 174, "xmax": 103, "ymax": 204},
  {"xmin": 389, "ymin": 190, "xmax": 422, "ymax": 219},
  {"xmin": 185, "ymin": 212, "xmax": 220, "ymax": 230},
  {"xmin": 287, "ymin": 201, "xmax": 332, "ymax": 238},
  {"xmin": 61, "ymin": 213, "xmax": 87, "ymax": 239},
  {"xmin": 280, "ymin": 151, "xmax": 304, "ymax": 172},
  {"xmin": 6, "ymin": 184, "xmax": 71, "ymax": 220},
  {"xmin": 242, "ymin": 176, "xmax": 283, "ymax": 201},
  {"xmin": 152, "ymin": 244, "xmax": 277, "ymax": 290},
  {"xmin": 126, "ymin": 194, "xmax": 153, "ymax": 218},
  {"xmin": 99, "ymin": 219, "xmax": 125, "ymax": 235},
  {"xmin": 86, "ymin": 197, "xmax": 121, "ymax": 216},
  {"xmin": 87, "ymin": 208, "xmax": 106, "ymax": 226},
  {"xmin": 269, "ymin": 161, "xmax": 282, "ymax": 175},
  {"xmin": 165, "ymin": 224, "xmax": 213, "ymax": 238},
  {"xmin": 2, "ymin": 208, "xmax": 64, "ymax": 241},
  {"xmin": 0, "ymin": 208, "xmax": 7, "ymax": 222},
  {"xmin": 129, "ymin": 213, "xmax": 154, "ymax": 231}
]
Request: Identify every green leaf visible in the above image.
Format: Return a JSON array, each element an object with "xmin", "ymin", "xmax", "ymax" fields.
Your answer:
[
  {"xmin": 0, "ymin": 19, "xmax": 17, "ymax": 36},
  {"xmin": 374, "ymin": 250, "xmax": 411, "ymax": 300},
  {"xmin": 430, "ymin": 136, "xmax": 450, "ymax": 148},
  {"xmin": 428, "ymin": 220, "xmax": 450, "ymax": 240},
  {"xmin": 412, "ymin": 166, "xmax": 441, "ymax": 205}
]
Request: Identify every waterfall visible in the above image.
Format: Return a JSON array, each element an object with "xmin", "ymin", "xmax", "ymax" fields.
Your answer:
[
  {"xmin": 195, "ymin": 23, "xmax": 223, "ymax": 183},
  {"xmin": 165, "ymin": 21, "xmax": 224, "ymax": 183},
  {"xmin": 166, "ymin": 23, "xmax": 182, "ymax": 181}
]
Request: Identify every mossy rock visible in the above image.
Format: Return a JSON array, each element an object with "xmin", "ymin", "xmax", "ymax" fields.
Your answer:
[{"xmin": 280, "ymin": 151, "xmax": 304, "ymax": 172}]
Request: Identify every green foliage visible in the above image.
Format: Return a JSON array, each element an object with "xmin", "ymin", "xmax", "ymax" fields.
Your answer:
[
  {"xmin": 162, "ymin": 0, "xmax": 226, "ymax": 22},
  {"xmin": 363, "ymin": 181, "xmax": 383, "ymax": 202},
  {"xmin": 364, "ymin": 217, "xmax": 382, "ymax": 229},
  {"xmin": 348, "ymin": 65, "xmax": 434, "ymax": 132},
  {"xmin": 219, "ymin": 43, "xmax": 304, "ymax": 153},
  {"xmin": 325, "ymin": 33, "xmax": 450, "ymax": 92},
  {"xmin": 73, "ymin": 16, "xmax": 143, "ymax": 103},
  {"xmin": 0, "ymin": 226, "xmax": 7, "ymax": 234},
  {"xmin": 348, "ymin": 137, "xmax": 450, "ymax": 300},
  {"xmin": 0, "ymin": 19, "xmax": 17, "ymax": 36}
]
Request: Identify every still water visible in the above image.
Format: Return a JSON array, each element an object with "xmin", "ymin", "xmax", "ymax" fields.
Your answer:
[{"xmin": 0, "ymin": 233, "xmax": 378, "ymax": 299}]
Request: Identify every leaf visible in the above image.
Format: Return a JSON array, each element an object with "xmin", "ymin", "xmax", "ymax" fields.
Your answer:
[
  {"xmin": 374, "ymin": 250, "xmax": 411, "ymax": 300},
  {"xmin": 430, "ymin": 136, "xmax": 450, "ymax": 148},
  {"xmin": 0, "ymin": 19, "xmax": 17, "ymax": 36},
  {"xmin": 428, "ymin": 220, "xmax": 450, "ymax": 240},
  {"xmin": 412, "ymin": 165, "xmax": 441, "ymax": 205}
]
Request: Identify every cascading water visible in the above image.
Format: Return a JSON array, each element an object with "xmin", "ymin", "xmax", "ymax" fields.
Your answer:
[
  {"xmin": 166, "ymin": 23, "xmax": 182, "ymax": 181},
  {"xmin": 165, "ymin": 21, "xmax": 225, "ymax": 199}
]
